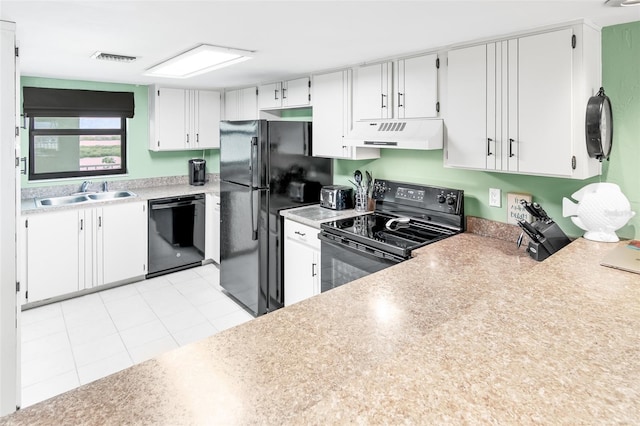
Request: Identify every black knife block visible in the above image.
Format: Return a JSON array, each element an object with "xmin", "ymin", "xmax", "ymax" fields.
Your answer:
[{"xmin": 526, "ymin": 221, "xmax": 571, "ymax": 261}]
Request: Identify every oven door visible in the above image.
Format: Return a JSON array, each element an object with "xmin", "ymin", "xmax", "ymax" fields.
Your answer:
[{"xmin": 318, "ymin": 231, "xmax": 405, "ymax": 293}]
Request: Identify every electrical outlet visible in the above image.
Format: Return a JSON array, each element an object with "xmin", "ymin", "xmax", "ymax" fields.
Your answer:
[{"xmin": 489, "ymin": 188, "xmax": 501, "ymax": 207}]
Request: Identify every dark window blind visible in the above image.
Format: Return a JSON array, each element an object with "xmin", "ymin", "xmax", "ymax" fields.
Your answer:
[{"xmin": 23, "ymin": 87, "xmax": 134, "ymax": 118}]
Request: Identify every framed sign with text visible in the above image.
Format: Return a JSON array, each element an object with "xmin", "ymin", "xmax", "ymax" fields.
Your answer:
[{"xmin": 507, "ymin": 193, "xmax": 532, "ymax": 224}]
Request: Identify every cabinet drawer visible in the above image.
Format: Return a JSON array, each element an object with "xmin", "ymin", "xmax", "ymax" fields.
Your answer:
[{"xmin": 285, "ymin": 220, "xmax": 320, "ymax": 249}]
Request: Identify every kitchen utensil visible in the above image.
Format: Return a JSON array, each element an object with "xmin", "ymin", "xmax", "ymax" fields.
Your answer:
[
  {"xmin": 531, "ymin": 202, "xmax": 551, "ymax": 223},
  {"xmin": 517, "ymin": 219, "xmax": 541, "ymax": 243},
  {"xmin": 372, "ymin": 180, "xmax": 386, "ymax": 200},
  {"xmin": 354, "ymin": 170, "xmax": 362, "ymax": 191}
]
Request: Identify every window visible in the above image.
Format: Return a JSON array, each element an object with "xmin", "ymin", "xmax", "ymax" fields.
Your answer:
[
  {"xmin": 23, "ymin": 87, "xmax": 134, "ymax": 180},
  {"xmin": 29, "ymin": 116, "xmax": 127, "ymax": 180}
]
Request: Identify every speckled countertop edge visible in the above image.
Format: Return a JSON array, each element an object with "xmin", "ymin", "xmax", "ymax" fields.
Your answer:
[{"xmin": 3, "ymin": 233, "xmax": 638, "ymax": 424}]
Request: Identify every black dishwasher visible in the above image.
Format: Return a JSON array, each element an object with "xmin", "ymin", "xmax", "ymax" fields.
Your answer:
[{"xmin": 147, "ymin": 194, "xmax": 205, "ymax": 278}]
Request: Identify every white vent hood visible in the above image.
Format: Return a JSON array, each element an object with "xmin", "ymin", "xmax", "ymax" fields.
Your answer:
[{"xmin": 344, "ymin": 119, "xmax": 443, "ymax": 150}]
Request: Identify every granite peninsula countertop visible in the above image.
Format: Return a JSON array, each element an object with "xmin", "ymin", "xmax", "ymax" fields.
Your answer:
[{"xmin": 2, "ymin": 234, "xmax": 639, "ymax": 424}]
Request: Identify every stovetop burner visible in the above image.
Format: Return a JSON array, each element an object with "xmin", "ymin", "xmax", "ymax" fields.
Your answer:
[
  {"xmin": 320, "ymin": 179, "xmax": 465, "ymax": 259},
  {"xmin": 322, "ymin": 213, "xmax": 454, "ymax": 258}
]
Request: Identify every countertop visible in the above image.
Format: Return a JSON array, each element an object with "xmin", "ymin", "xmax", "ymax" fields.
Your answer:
[
  {"xmin": 20, "ymin": 182, "xmax": 220, "ymax": 214},
  {"xmin": 280, "ymin": 204, "xmax": 371, "ymax": 228},
  {"xmin": 2, "ymin": 234, "xmax": 639, "ymax": 424}
]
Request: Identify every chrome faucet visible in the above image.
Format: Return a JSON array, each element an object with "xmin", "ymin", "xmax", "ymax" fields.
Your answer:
[
  {"xmin": 102, "ymin": 181, "xmax": 109, "ymax": 192},
  {"xmin": 80, "ymin": 181, "xmax": 91, "ymax": 193}
]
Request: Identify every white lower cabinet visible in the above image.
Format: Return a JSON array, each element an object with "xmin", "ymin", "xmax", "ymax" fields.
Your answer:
[
  {"xmin": 23, "ymin": 201, "xmax": 147, "ymax": 305},
  {"xmin": 284, "ymin": 219, "xmax": 320, "ymax": 306},
  {"xmin": 205, "ymin": 193, "xmax": 221, "ymax": 264},
  {"xmin": 24, "ymin": 210, "xmax": 82, "ymax": 303},
  {"xmin": 97, "ymin": 202, "xmax": 148, "ymax": 287}
]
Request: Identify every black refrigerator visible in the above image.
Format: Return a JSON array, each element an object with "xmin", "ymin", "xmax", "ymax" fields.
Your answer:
[{"xmin": 219, "ymin": 120, "xmax": 332, "ymax": 316}]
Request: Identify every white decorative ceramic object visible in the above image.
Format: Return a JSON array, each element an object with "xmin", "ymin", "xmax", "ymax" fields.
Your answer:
[{"xmin": 562, "ymin": 183, "xmax": 635, "ymax": 242}]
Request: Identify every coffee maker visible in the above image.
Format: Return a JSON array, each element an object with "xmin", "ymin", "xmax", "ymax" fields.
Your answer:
[{"xmin": 188, "ymin": 159, "xmax": 206, "ymax": 186}]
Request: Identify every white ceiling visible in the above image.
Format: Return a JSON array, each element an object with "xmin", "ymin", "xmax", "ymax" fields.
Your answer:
[{"xmin": 2, "ymin": 1, "xmax": 639, "ymax": 90}]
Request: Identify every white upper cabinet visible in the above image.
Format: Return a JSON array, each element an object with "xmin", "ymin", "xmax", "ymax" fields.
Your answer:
[
  {"xmin": 224, "ymin": 87, "xmax": 258, "ymax": 120},
  {"xmin": 149, "ymin": 86, "xmax": 221, "ymax": 151},
  {"xmin": 153, "ymin": 87, "xmax": 186, "ymax": 151},
  {"xmin": 258, "ymin": 77, "xmax": 311, "ymax": 110},
  {"xmin": 394, "ymin": 54, "xmax": 439, "ymax": 119},
  {"xmin": 445, "ymin": 23, "xmax": 602, "ymax": 179},
  {"xmin": 446, "ymin": 44, "xmax": 488, "ymax": 170},
  {"xmin": 354, "ymin": 54, "xmax": 439, "ymax": 121},
  {"xmin": 192, "ymin": 90, "xmax": 221, "ymax": 149},
  {"xmin": 517, "ymin": 30, "xmax": 572, "ymax": 176},
  {"xmin": 354, "ymin": 62, "xmax": 393, "ymax": 120},
  {"xmin": 311, "ymin": 69, "xmax": 380, "ymax": 159}
]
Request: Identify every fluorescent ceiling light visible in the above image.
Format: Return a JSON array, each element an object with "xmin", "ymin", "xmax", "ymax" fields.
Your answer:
[
  {"xmin": 145, "ymin": 44, "xmax": 253, "ymax": 78},
  {"xmin": 605, "ymin": 0, "xmax": 640, "ymax": 6}
]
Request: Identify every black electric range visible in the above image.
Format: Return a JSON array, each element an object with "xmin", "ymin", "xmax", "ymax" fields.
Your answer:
[{"xmin": 318, "ymin": 179, "xmax": 464, "ymax": 291}]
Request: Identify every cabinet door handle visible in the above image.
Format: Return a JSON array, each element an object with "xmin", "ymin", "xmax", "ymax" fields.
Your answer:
[
  {"xmin": 509, "ymin": 138, "xmax": 515, "ymax": 158},
  {"xmin": 80, "ymin": 219, "xmax": 83, "ymax": 231},
  {"xmin": 186, "ymin": 134, "xmax": 189, "ymax": 144},
  {"xmin": 397, "ymin": 92, "xmax": 404, "ymax": 108},
  {"xmin": 274, "ymin": 89, "xmax": 279, "ymax": 100},
  {"xmin": 381, "ymin": 94, "xmax": 387, "ymax": 109},
  {"xmin": 282, "ymin": 87, "xmax": 287, "ymax": 100},
  {"xmin": 487, "ymin": 138, "xmax": 493, "ymax": 156},
  {"xmin": 311, "ymin": 263, "xmax": 317, "ymax": 277},
  {"xmin": 98, "ymin": 216, "xmax": 102, "ymax": 228},
  {"xmin": 196, "ymin": 133, "xmax": 200, "ymax": 143},
  {"xmin": 294, "ymin": 231, "xmax": 306, "ymax": 237}
]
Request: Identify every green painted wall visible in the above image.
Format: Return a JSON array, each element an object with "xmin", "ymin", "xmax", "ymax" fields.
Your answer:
[
  {"xmin": 333, "ymin": 21, "xmax": 640, "ymax": 240},
  {"xmin": 20, "ymin": 21, "xmax": 640, "ymax": 240},
  {"xmin": 19, "ymin": 77, "xmax": 219, "ymax": 189}
]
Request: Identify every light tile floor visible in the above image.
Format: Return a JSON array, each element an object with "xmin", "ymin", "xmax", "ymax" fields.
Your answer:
[{"xmin": 20, "ymin": 263, "xmax": 254, "ymax": 408}]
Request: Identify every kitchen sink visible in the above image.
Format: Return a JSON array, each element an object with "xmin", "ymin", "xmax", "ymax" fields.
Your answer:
[
  {"xmin": 87, "ymin": 190, "xmax": 136, "ymax": 201},
  {"xmin": 36, "ymin": 194, "xmax": 91, "ymax": 207},
  {"xmin": 35, "ymin": 191, "xmax": 137, "ymax": 208}
]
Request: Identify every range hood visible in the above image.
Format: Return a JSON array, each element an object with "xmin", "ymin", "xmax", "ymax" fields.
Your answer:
[{"xmin": 344, "ymin": 119, "xmax": 443, "ymax": 150}]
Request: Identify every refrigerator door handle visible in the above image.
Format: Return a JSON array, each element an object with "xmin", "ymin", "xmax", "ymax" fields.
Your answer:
[
  {"xmin": 250, "ymin": 136, "xmax": 258, "ymax": 188},
  {"xmin": 250, "ymin": 189, "xmax": 259, "ymax": 241}
]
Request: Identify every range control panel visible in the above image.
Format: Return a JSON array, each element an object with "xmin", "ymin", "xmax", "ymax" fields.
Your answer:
[
  {"xmin": 395, "ymin": 187, "xmax": 425, "ymax": 202},
  {"xmin": 374, "ymin": 179, "xmax": 464, "ymax": 215}
]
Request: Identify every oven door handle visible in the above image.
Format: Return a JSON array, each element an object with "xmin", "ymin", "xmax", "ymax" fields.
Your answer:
[{"xmin": 318, "ymin": 232, "xmax": 406, "ymax": 263}]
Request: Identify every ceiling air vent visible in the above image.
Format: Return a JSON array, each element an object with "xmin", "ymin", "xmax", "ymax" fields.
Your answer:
[{"xmin": 91, "ymin": 51, "xmax": 137, "ymax": 63}]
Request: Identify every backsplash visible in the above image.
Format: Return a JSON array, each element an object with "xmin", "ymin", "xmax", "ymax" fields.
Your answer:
[
  {"xmin": 466, "ymin": 216, "xmax": 529, "ymax": 245},
  {"xmin": 21, "ymin": 174, "xmax": 219, "ymax": 200}
]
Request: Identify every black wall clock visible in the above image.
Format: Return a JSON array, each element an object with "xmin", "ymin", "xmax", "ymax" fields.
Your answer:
[{"xmin": 585, "ymin": 87, "xmax": 613, "ymax": 162}]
